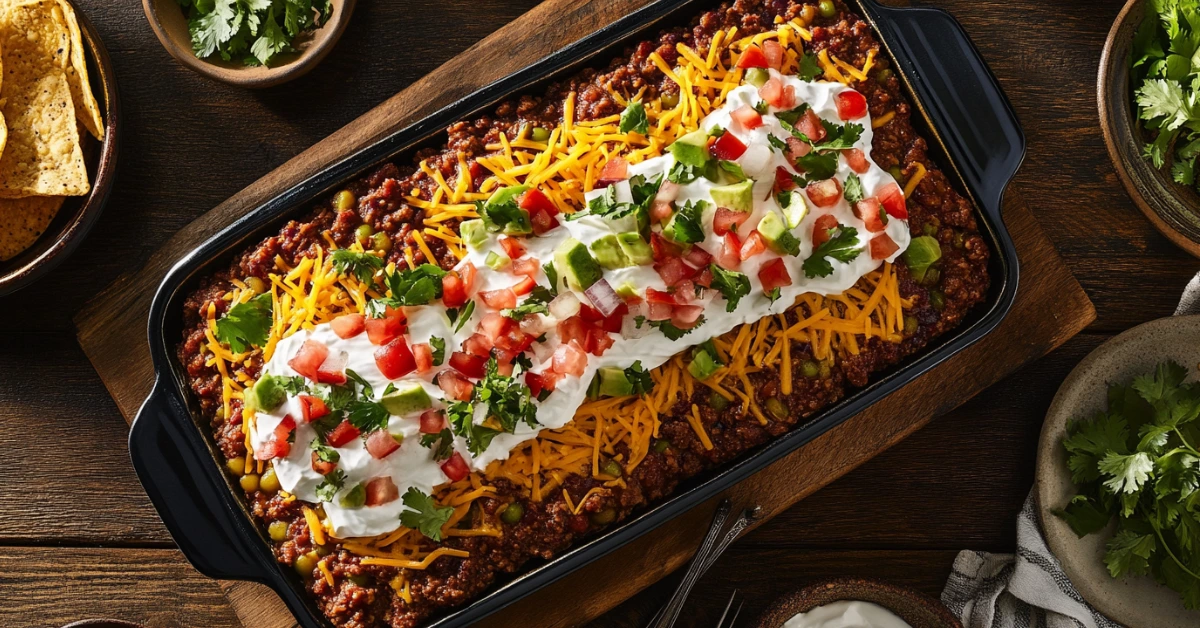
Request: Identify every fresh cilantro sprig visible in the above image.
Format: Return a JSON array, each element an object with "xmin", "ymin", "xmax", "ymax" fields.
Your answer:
[
  {"xmin": 1054, "ymin": 361, "xmax": 1200, "ymax": 609},
  {"xmin": 331, "ymin": 249, "xmax": 385, "ymax": 284},
  {"xmin": 178, "ymin": 0, "xmax": 332, "ymax": 67},
  {"xmin": 843, "ymin": 173, "xmax": 866, "ymax": 204},
  {"xmin": 420, "ymin": 428, "xmax": 454, "ymax": 461},
  {"xmin": 708, "ymin": 264, "xmax": 751, "ymax": 312},
  {"xmin": 649, "ymin": 318, "xmax": 702, "ymax": 341},
  {"xmin": 368, "ymin": 264, "xmax": 448, "ymax": 315},
  {"xmin": 802, "ymin": 225, "xmax": 862, "ymax": 278},
  {"xmin": 215, "ymin": 292, "xmax": 273, "ymax": 353},
  {"xmin": 314, "ymin": 469, "xmax": 346, "ymax": 502},
  {"xmin": 399, "ymin": 487, "xmax": 455, "ymax": 542},
  {"xmin": 669, "ymin": 200, "xmax": 707, "ymax": 245},
  {"xmin": 430, "ymin": 337, "xmax": 446, "ymax": 366},
  {"xmin": 1130, "ymin": 2, "xmax": 1200, "ymax": 189}
]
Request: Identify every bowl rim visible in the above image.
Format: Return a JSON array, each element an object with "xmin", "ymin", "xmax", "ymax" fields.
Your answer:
[
  {"xmin": 754, "ymin": 577, "xmax": 962, "ymax": 628},
  {"xmin": 0, "ymin": 0, "xmax": 120, "ymax": 298},
  {"xmin": 140, "ymin": 0, "xmax": 357, "ymax": 89},
  {"xmin": 1098, "ymin": 0, "xmax": 1200, "ymax": 258}
]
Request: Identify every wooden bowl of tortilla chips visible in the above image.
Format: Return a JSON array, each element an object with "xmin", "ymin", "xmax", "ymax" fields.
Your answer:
[{"xmin": 0, "ymin": 0, "xmax": 117, "ymax": 297}]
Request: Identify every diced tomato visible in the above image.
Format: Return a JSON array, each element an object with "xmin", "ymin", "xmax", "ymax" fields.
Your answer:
[
  {"xmin": 731, "ymin": 105, "xmax": 764, "ymax": 130},
  {"xmin": 775, "ymin": 166, "xmax": 797, "ymax": 192},
  {"xmin": 326, "ymin": 420, "xmax": 360, "ymax": 447},
  {"xmin": 519, "ymin": 188, "xmax": 559, "ymax": 216},
  {"xmin": 645, "ymin": 287, "xmax": 678, "ymax": 305},
  {"xmin": 763, "ymin": 39, "xmax": 783, "ymax": 70},
  {"xmin": 274, "ymin": 415, "xmax": 296, "ymax": 441},
  {"xmin": 844, "ymin": 148, "xmax": 870, "ymax": 174},
  {"xmin": 650, "ymin": 232, "xmax": 684, "ymax": 262},
  {"xmin": 758, "ymin": 258, "xmax": 793, "ymax": 293},
  {"xmin": 650, "ymin": 199, "xmax": 674, "ymax": 224},
  {"xmin": 647, "ymin": 301, "xmax": 674, "ymax": 321},
  {"xmin": 366, "ymin": 430, "xmax": 401, "ymax": 460},
  {"xmin": 365, "ymin": 476, "xmax": 400, "ymax": 506},
  {"xmin": 812, "ymin": 214, "xmax": 840, "ymax": 248},
  {"xmin": 449, "ymin": 351, "xmax": 487, "ymax": 379},
  {"xmin": 655, "ymin": 257, "xmax": 698, "ymax": 286},
  {"xmin": 525, "ymin": 371, "xmax": 556, "ymax": 397},
  {"xmin": 599, "ymin": 303, "xmax": 628, "ymax": 333},
  {"xmin": 420, "ymin": 410, "xmax": 445, "ymax": 434},
  {"xmin": 374, "ymin": 337, "xmax": 416, "ymax": 380},
  {"xmin": 675, "ymin": 280, "xmax": 696, "ymax": 303},
  {"xmin": 529, "ymin": 207, "xmax": 561, "ymax": 235},
  {"xmin": 311, "ymin": 452, "xmax": 337, "ymax": 476},
  {"xmin": 288, "ymin": 339, "xmax": 329, "ymax": 381},
  {"xmin": 499, "ymin": 236, "xmax": 526, "ymax": 260},
  {"xmin": 365, "ymin": 307, "xmax": 405, "ymax": 345},
  {"xmin": 496, "ymin": 360, "xmax": 514, "ymax": 377},
  {"xmin": 806, "ymin": 178, "xmax": 843, "ymax": 208},
  {"xmin": 758, "ymin": 77, "xmax": 784, "ymax": 109},
  {"xmin": 711, "ymin": 131, "xmax": 747, "ymax": 161},
  {"xmin": 781, "ymin": 84, "xmax": 797, "ymax": 109},
  {"xmin": 739, "ymin": 230, "xmax": 767, "ymax": 261},
  {"xmin": 254, "ymin": 439, "xmax": 290, "ymax": 461},
  {"xmin": 577, "ymin": 304, "xmax": 603, "ymax": 323},
  {"xmin": 786, "ymin": 137, "xmax": 811, "ymax": 164},
  {"xmin": 413, "ymin": 343, "xmax": 433, "ymax": 373},
  {"xmin": 596, "ymin": 158, "xmax": 629, "ymax": 187},
  {"xmin": 460, "ymin": 262, "xmax": 477, "ymax": 293},
  {"xmin": 494, "ymin": 327, "xmax": 535, "ymax": 353},
  {"xmin": 835, "ymin": 89, "xmax": 868, "ymax": 120},
  {"xmin": 736, "ymin": 44, "xmax": 769, "ymax": 69},
  {"xmin": 683, "ymin": 245, "xmax": 713, "ymax": 268},
  {"xmin": 316, "ymin": 351, "xmax": 347, "ymax": 385},
  {"xmin": 479, "ymin": 288, "xmax": 517, "ymax": 310},
  {"xmin": 440, "ymin": 453, "xmax": 470, "ymax": 482},
  {"xmin": 671, "ymin": 304, "xmax": 705, "ymax": 329},
  {"xmin": 511, "ymin": 257, "xmax": 540, "ymax": 279},
  {"xmin": 511, "ymin": 276, "xmax": 537, "ymax": 296},
  {"xmin": 587, "ymin": 326, "xmax": 615, "ymax": 356},
  {"xmin": 869, "ymin": 233, "xmax": 900, "ymax": 260},
  {"xmin": 878, "ymin": 181, "xmax": 908, "ymax": 219},
  {"xmin": 331, "ymin": 314, "xmax": 365, "ymax": 339},
  {"xmin": 298, "ymin": 395, "xmax": 329, "ymax": 423},
  {"xmin": 442, "ymin": 272, "xmax": 467, "ymax": 308},
  {"xmin": 656, "ymin": 180, "xmax": 681, "ymax": 202},
  {"xmin": 695, "ymin": 267, "xmax": 714, "ymax": 288},
  {"xmin": 479, "ymin": 312, "xmax": 513, "ymax": 342},
  {"xmin": 437, "ymin": 369, "xmax": 475, "ymax": 401},
  {"xmin": 718, "ymin": 232, "xmax": 742, "ymax": 268},
  {"xmin": 713, "ymin": 207, "xmax": 750, "ymax": 236},
  {"xmin": 854, "ymin": 198, "xmax": 887, "ymax": 233},
  {"xmin": 551, "ymin": 341, "xmax": 588, "ymax": 377},
  {"xmin": 461, "ymin": 332, "xmax": 493, "ymax": 358},
  {"xmin": 797, "ymin": 109, "xmax": 827, "ymax": 142}
]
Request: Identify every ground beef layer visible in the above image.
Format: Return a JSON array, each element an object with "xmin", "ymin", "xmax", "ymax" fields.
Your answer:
[{"xmin": 176, "ymin": 1, "xmax": 991, "ymax": 626}]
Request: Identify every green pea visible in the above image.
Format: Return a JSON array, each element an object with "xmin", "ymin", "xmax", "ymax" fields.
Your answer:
[
  {"xmin": 952, "ymin": 231, "xmax": 966, "ymax": 249},
  {"xmin": 799, "ymin": 5, "xmax": 818, "ymax": 23},
  {"xmin": 259, "ymin": 467, "xmax": 280, "ymax": 494},
  {"xmin": 929, "ymin": 290, "xmax": 946, "ymax": 311},
  {"xmin": 875, "ymin": 68, "xmax": 893, "ymax": 82},
  {"xmin": 315, "ymin": 543, "xmax": 333, "ymax": 556},
  {"xmin": 765, "ymin": 397, "xmax": 789, "ymax": 421},
  {"xmin": 500, "ymin": 502, "xmax": 524, "ymax": 525},
  {"xmin": 709, "ymin": 390, "xmax": 730, "ymax": 412},
  {"xmin": 601, "ymin": 459, "xmax": 624, "ymax": 478},
  {"xmin": 355, "ymin": 224, "xmax": 374, "ymax": 247},
  {"xmin": 372, "ymin": 232, "xmax": 392, "ymax": 253},
  {"xmin": 294, "ymin": 551, "xmax": 318, "ymax": 578},
  {"xmin": 801, "ymin": 360, "xmax": 820, "ymax": 378},
  {"xmin": 239, "ymin": 474, "xmax": 259, "ymax": 492},
  {"xmin": 921, "ymin": 267, "xmax": 941, "ymax": 287},
  {"xmin": 819, "ymin": 0, "xmax": 837, "ymax": 18},
  {"xmin": 819, "ymin": 361, "xmax": 832, "ymax": 379},
  {"xmin": 922, "ymin": 222, "xmax": 938, "ymax": 237},
  {"xmin": 268, "ymin": 520, "xmax": 289, "ymax": 542},
  {"xmin": 653, "ymin": 439, "xmax": 671, "ymax": 454},
  {"xmin": 213, "ymin": 406, "xmax": 227, "ymax": 421},
  {"xmin": 246, "ymin": 276, "xmax": 267, "ymax": 294},
  {"xmin": 660, "ymin": 91, "xmax": 680, "ymax": 108},
  {"xmin": 590, "ymin": 508, "xmax": 617, "ymax": 526},
  {"xmin": 335, "ymin": 190, "xmax": 356, "ymax": 211},
  {"xmin": 903, "ymin": 315, "xmax": 920, "ymax": 335},
  {"xmin": 744, "ymin": 67, "xmax": 770, "ymax": 88},
  {"xmin": 226, "ymin": 456, "xmax": 245, "ymax": 477},
  {"xmin": 888, "ymin": 166, "xmax": 904, "ymax": 183},
  {"xmin": 530, "ymin": 127, "xmax": 550, "ymax": 142},
  {"xmin": 349, "ymin": 574, "xmax": 372, "ymax": 586}
]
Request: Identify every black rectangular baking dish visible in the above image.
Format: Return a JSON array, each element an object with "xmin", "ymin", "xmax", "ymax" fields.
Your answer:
[{"xmin": 129, "ymin": 1, "xmax": 1024, "ymax": 626}]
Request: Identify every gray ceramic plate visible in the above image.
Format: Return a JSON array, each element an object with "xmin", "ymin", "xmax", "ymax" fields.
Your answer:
[{"xmin": 1035, "ymin": 315, "xmax": 1200, "ymax": 628}]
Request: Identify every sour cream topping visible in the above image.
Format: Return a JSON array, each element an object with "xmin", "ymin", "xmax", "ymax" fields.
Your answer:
[
  {"xmin": 782, "ymin": 600, "xmax": 914, "ymax": 628},
  {"xmin": 252, "ymin": 69, "xmax": 909, "ymax": 538}
]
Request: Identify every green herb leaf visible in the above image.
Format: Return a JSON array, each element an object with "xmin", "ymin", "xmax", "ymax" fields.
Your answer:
[
  {"xmin": 669, "ymin": 200, "xmax": 707, "ymax": 245},
  {"xmin": 430, "ymin": 336, "xmax": 446, "ymax": 366},
  {"xmin": 625, "ymin": 361, "xmax": 655, "ymax": 396},
  {"xmin": 314, "ymin": 469, "xmax": 346, "ymax": 502},
  {"xmin": 331, "ymin": 249, "xmax": 385, "ymax": 284},
  {"xmin": 399, "ymin": 486, "xmax": 456, "ymax": 542},
  {"xmin": 797, "ymin": 52, "xmax": 822, "ymax": 81},
  {"xmin": 215, "ymin": 292, "xmax": 273, "ymax": 353},
  {"xmin": 708, "ymin": 264, "xmax": 751, "ymax": 312},
  {"xmin": 843, "ymin": 173, "xmax": 865, "ymax": 204},
  {"xmin": 420, "ymin": 428, "xmax": 454, "ymax": 461},
  {"xmin": 310, "ymin": 438, "xmax": 341, "ymax": 464},
  {"xmin": 649, "ymin": 318, "xmax": 703, "ymax": 341},
  {"xmin": 802, "ymin": 225, "xmax": 862, "ymax": 278},
  {"xmin": 619, "ymin": 100, "xmax": 649, "ymax": 135}
]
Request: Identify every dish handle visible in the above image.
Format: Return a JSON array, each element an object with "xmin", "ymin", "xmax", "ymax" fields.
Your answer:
[
  {"xmin": 129, "ymin": 379, "xmax": 269, "ymax": 581},
  {"xmin": 859, "ymin": 0, "xmax": 1026, "ymax": 224}
]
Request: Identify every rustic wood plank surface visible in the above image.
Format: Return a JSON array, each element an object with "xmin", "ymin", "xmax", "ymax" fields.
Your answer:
[{"xmin": 0, "ymin": 0, "xmax": 1186, "ymax": 626}]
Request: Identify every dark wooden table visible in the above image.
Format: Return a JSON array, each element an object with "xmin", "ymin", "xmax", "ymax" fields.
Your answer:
[{"xmin": 0, "ymin": 0, "xmax": 1189, "ymax": 626}]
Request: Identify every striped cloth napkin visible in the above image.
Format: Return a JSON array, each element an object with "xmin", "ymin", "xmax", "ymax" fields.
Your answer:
[{"xmin": 938, "ymin": 272, "xmax": 1200, "ymax": 627}]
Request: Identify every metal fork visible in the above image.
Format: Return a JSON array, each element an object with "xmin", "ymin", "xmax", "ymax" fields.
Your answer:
[
  {"xmin": 647, "ymin": 500, "xmax": 761, "ymax": 628},
  {"xmin": 715, "ymin": 590, "xmax": 744, "ymax": 628}
]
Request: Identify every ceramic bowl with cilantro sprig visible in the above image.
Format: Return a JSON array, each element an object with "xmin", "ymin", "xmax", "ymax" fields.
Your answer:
[
  {"xmin": 143, "ymin": 0, "xmax": 356, "ymax": 88},
  {"xmin": 1036, "ymin": 315, "xmax": 1200, "ymax": 627},
  {"xmin": 1101, "ymin": 0, "xmax": 1200, "ymax": 257}
]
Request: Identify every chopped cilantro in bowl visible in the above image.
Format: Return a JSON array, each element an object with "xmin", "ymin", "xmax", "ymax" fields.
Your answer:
[{"xmin": 176, "ymin": 0, "xmax": 333, "ymax": 67}]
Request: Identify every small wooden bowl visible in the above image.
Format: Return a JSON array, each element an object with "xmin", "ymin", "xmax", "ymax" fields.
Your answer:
[
  {"xmin": 0, "ymin": 2, "xmax": 119, "ymax": 298},
  {"xmin": 60, "ymin": 621, "xmax": 145, "ymax": 628},
  {"xmin": 142, "ymin": 0, "xmax": 356, "ymax": 89},
  {"xmin": 756, "ymin": 579, "xmax": 962, "ymax": 628},
  {"xmin": 1099, "ymin": 0, "xmax": 1200, "ymax": 258}
]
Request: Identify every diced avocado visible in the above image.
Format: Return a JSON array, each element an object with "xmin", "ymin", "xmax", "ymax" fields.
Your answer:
[
  {"xmin": 485, "ymin": 185, "xmax": 529, "ymax": 208},
  {"xmin": 380, "ymin": 382, "xmax": 433, "ymax": 416},
  {"xmin": 616, "ymin": 232, "xmax": 654, "ymax": 266},
  {"xmin": 597, "ymin": 367, "xmax": 634, "ymax": 397},
  {"xmin": 339, "ymin": 483, "xmax": 366, "ymax": 509},
  {"xmin": 710, "ymin": 179, "xmax": 754, "ymax": 212},
  {"xmin": 480, "ymin": 185, "xmax": 533, "ymax": 235},
  {"xmin": 744, "ymin": 68, "xmax": 770, "ymax": 87},
  {"xmin": 902, "ymin": 236, "xmax": 943, "ymax": 281},
  {"xmin": 777, "ymin": 190, "xmax": 809, "ymax": 228},
  {"xmin": 615, "ymin": 282, "xmax": 639, "ymax": 299},
  {"xmin": 485, "ymin": 250, "xmax": 511, "ymax": 270},
  {"xmin": 554, "ymin": 238, "xmax": 603, "ymax": 290},
  {"xmin": 687, "ymin": 349, "xmax": 722, "ymax": 380},
  {"xmin": 757, "ymin": 211, "xmax": 801, "ymax": 256},
  {"xmin": 460, "ymin": 219, "xmax": 488, "ymax": 251},
  {"xmin": 245, "ymin": 374, "xmax": 286, "ymax": 413},
  {"xmin": 668, "ymin": 129, "xmax": 711, "ymax": 167},
  {"xmin": 590, "ymin": 234, "xmax": 631, "ymax": 270}
]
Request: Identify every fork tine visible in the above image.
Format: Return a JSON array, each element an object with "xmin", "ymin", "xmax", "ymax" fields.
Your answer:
[
  {"xmin": 715, "ymin": 590, "xmax": 738, "ymax": 628},
  {"xmin": 727, "ymin": 600, "xmax": 744, "ymax": 628}
]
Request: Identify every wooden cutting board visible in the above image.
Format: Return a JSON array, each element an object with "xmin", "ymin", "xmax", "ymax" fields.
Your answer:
[{"xmin": 73, "ymin": 0, "xmax": 1096, "ymax": 625}]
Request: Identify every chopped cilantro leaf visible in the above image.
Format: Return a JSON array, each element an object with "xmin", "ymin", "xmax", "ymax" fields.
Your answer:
[
  {"xmin": 797, "ymin": 52, "xmax": 822, "ymax": 81},
  {"xmin": 345, "ymin": 398, "xmax": 389, "ymax": 433},
  {"xmin": 708, "ymin": 264, "xmax": 751, "ymax": 312},
  {"xmin": 331, "ymin": 249, "xmax": 385, "ymax": 284},
  {"xmin": 310, "ymin": 438, "xmax": 340, "ymax": 464},
  {"xmin": 669, "ymin": 200, "xmax": 708, "ymax": 245},
  {"xmin": 625, "ymin": 361, "xmax": 655, "ymax": 396},
  {"xmin": 649, "ymin": 318, "xmax": 702, "ymax": 341},
  {"xmin": 802, "ymin": 226, "xmax": 862, "ymax": 278},
  {"xmin": 399, "ymin": 487, "xmax": 455, "ymax": 542},
  {"xmin": 369, "ymin": 264, "xmax": 448, "ymax": 314},
  {"xmin": 430, "ymin": 336, "xmax": 446, "ymax": 366},
  {"xmin": 215, "ymin": 292, "xmax": 273, "ymax": 353},
  {"xmin": 420, "ymin": 428, "xmax": 454, "ymax": 461},
  {"xmin": 766, "ymin": 134, "xmax": 789, "ymax": 153},
  {"xmin": 314, "ymin": 469, "xmax": 346, "ymax": 502},
  {"xmin": 843, "ymin": 173, "xmax": 865, "ymax": 204},
  {"xmin": 775, "ymin": 103, "xmax": 811, "ymax": 126},
  {"xmin": 619, "ymin": 100, "xmax": 649, "ymax": 134}
]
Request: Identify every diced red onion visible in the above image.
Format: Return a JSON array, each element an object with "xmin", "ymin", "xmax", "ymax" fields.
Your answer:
[
  {"xmin": 656, "ymin": 180, "xmax": 681, "ymax": 203},
  {"xmin": 583, "ymin": 278, "xmax": 622, "ymax": 318},
  {"xmin": 548, "ymin": 292, "xmax": 581, "ymax": 319}
]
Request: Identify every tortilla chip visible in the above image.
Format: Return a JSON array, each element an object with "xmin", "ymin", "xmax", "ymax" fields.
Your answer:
[
  {"xmin": 0, "ymin": 0, "xmax": 88, "ymax": 197},
  {"xmin": 55, "ymin": 0, "xmax": 102, "ymax": 139},
  {"xmin": 0, "ymin": 195, "xmax": 63, "ymax": 260}
]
